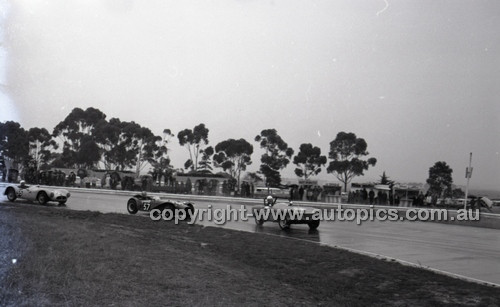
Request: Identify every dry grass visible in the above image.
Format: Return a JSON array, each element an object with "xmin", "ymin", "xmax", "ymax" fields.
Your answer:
[{"xmin": 0, "ymin": 202, "xmax": 499, "ymax": 306}]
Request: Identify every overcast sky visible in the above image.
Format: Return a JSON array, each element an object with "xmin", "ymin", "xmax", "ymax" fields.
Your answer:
[{"xmin": 1, "ymin": 0, "xmax": 499, "ymax": 190}]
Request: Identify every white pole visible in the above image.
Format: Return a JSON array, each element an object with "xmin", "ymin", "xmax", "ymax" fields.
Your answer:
[{"xmin": 463, "ymin": 152, "xmax": 472, "ymax": 210}]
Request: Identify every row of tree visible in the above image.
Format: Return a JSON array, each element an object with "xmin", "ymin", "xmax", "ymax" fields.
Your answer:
[{"xmin": 0, "ymin": 107, "xmax": 383, "ymax": 190}]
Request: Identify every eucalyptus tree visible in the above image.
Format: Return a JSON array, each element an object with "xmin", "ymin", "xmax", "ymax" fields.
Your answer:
[
  {"xmin": 150, "ymin": 128, "xmax": 176, "ymax": 185},
  {"xmin": 213, "ymin": 138, "xmax": 253, "ymax": 188},
  {"xmin": 177, "ymin": 123, "xmax": 209, "ymax": 172},
  {"xmin": 52, "ymin": 107, "xmax": 106, "ymax": 168},
  {"xmin": 254, "ymin": 129, "xmax": 293, "ymax": 187},
  {"xmin": 28, "ymin": 127, "xmax": 58, "ymax": 170},
  {"xmin": 0, "ymin": 121, "xmax": 29, "ymax": 170},
  {"xmin": 198, "ymin": 146, "xmax": 214, "ymax": 171},
  {"xmin": 293, "ymin": 143, "xmax": 327, "ymax": 180},
  {"xmin": 121, "ymin": 121, "xmax": 162, "ymax": 176},
  {"xmin": 426, "ymin": 161, "xmax": 453, "ymax": 197},
  {"xmin": 327, "ymin": 132, "xmax": 377, "ymax": 192}
]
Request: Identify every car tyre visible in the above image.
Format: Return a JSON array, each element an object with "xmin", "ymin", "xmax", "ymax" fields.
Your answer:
[
  {"xmin": 161, "ymin": 204, "xmax": 175, "ymax": 220},
  {"xmin": 6, "ymin": 188, "xmax": 17, "ymax": 202},
  {"xmin": 278, "ymin": 216, "xmax": 290, "ymax": 230},
  {"xmin": 37, "ymin": 192, "xmax": 48, "ymax": 205},
  {"xmin": 253, "ymin": 209, "xmax": 264, "ymax": 225},
  {"xmin": 127, "ymin": 199, "xmax": 138, "ymax": 214},
  {"xmin": 151, "ymin": 207, "xmax": 162, "ymax": 219},
  {"xmin": 185, "ymin": 205, "xmax": 194, "ymax": 221},
  {"xmin": 308, "ymin": 220, "xmax": 320, "ymax": 230}
]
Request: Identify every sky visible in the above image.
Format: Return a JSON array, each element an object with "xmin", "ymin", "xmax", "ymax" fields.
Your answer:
[{"xmin": 0, "ymin": 0, "xmax": 499, "ymax": 190}]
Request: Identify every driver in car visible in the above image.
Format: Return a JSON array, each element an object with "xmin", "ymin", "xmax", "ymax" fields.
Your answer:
[
  {"xmin": 265, "ymin": 195, "xmax": 274, "ymax": 206},
  {"xmin": 19, "ymin": 180, "xmax": 27, "ymax": 189}
]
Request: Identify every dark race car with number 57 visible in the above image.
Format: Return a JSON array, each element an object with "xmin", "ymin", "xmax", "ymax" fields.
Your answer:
[{"xmin": 126, "ymin": 192, "xmax": 194, "ymax": 219}]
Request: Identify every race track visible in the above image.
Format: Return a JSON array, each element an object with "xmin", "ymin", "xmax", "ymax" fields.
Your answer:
[{"xmin": 1, "ymin": 189, "xmax": 499, "ymax": 285}]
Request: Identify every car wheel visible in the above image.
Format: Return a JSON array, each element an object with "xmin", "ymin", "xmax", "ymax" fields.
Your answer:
[
  {"xmin": 185, "ymin": 205, "xmax": 194, "ymax": 221},
  {"xmin": 155, "ymin": 204, "xmax": 174, "ymax": 220},
  {"xmin": 308, "ymin": 220, "xmax": 320, "ymax": 230},
  {"xmin": 127, "ymin": 199, "xmax": 138, "ymax": 214},
  {"xmin": 253, "ymin": 209, "xmax": 264, "ymax": 225},
  {"xmin": 164, "ymin": 204, "xmax": 175, "ymax": 219},
  {"xmin": 278, "ymin": 216, "xmax": 290, "ymax": 230},
  {"xmin": 6, "ymin": 188, "xmax": 17, "ymax": 201},
  {"xmin": 37, "ymin": 192, "xmax": 48, "ymax": 205},
  {"xmin": 151, "ymin": 207, "xmax": 162, "ymax": 219}
]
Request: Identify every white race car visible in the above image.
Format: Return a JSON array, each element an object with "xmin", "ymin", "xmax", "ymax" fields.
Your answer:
[
  {"xmin": 253, "ymin": 196, "xmax": 320, "ymax": 230},
  {"xmin": 4, "ymin": 181, "xmax": 71, "ymax": 205}
]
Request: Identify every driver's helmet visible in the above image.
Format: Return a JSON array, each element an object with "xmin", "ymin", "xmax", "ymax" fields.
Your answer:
[
  {"xmin": 265, "ymin": 195, "xmax": 274, "ymax": 206},
  {"xmin": 20, "ymin": 180, "xmax": 26, "ymax": 188},
  {"xmin": 141, "ymin": 191, "xmax": 147, "ymax": 198}
]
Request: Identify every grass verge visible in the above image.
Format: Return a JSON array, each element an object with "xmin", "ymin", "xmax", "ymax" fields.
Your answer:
[{"xmin": 0, "ymin": 202, "xmax": 499, "ymax": 306}]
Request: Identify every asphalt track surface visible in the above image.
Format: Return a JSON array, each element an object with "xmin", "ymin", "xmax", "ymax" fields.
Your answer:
[{"xmin": 1, "ymin": 189, "xmax": 499, "ymax": 286}]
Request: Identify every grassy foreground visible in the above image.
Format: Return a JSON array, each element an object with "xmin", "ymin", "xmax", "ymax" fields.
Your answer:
[{"xmin": 0, "ymin": 203, "xmax": 499, "ymax": 306}]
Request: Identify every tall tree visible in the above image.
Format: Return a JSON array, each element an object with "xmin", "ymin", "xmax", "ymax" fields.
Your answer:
[
  {"xmin": 94, "ymin": 119, "xmax": 164, "ymax": 173},
  {"xmin": 162, "ymin": 129, "xmax": 175, "ymax": 155},
  {"xmin": 150, "ymin": 128, "xmax": 175, "ymax": 185},
  {"xmin": 0, "ymin": 121, "xmax": 29, "ymax": 170},
  {"xmin": 94, "ymin": 118, "xmax": 122, "ymax": 170},
  {"xmin": 28, "ymin": 127, "xmax": 58, "ymax": 170},
  {"xmin": 213, "ymin": 138, "xmax": 253, "ymax": 189},
  {"xmin": 77, "ymin": 135, "xmax": 101, "ymax": 168},
  {"xmin": 293, "ymin": 143, "xmax": 327, "ymax": 180},
  {"xmin": 244, "ymin": 171, "xmax": 263, "ymax": 184},
  {"xmin": 198, "ymin": 146, "xmax": 214, "ymax": 171},
  {"xmin": 379, "ymin": 171, "xmax": 395, "ymax": 186},
  {"xmin": 52, "ymin": 107, "xmax": 106, "ymax": 168},
  {"xmin": 121, "ymin": 122, "xmax": 162, "ymax": 176},
  {"xmin": 327, "ymin": 132, "xmax": 377, "ymax": 191},
  {"xmin": 177, "ymin": 123, "xmax": 209, "ymax": 172},
  {"xmin": 254, "ymin": 129, "xmax": 294, "ymax": 187},
  {"xmin": 426, "ymin": 161, "xmax": 453, "ymax": 197}
]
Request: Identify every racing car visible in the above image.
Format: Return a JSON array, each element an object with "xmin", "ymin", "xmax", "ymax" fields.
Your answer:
[
  {"xmin": 252, "ymin": 196, "xmax": 320, "ymax": 230},
  {"xmin": 467, "ymin": 195, "xmax": 494, "ymax": 212},
  {"xmin": 126, "ymin": 192, "xmax": 194, "ymax": 219},
  {"xmin": 4, "ymin": 181, "xmax": 70, "ymax": 205}
]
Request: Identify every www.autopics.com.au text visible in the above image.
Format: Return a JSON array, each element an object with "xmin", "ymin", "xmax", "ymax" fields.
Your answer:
[{"xmin": 149, "ymin": 205, "xmax": 481, "ymax": 225}]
